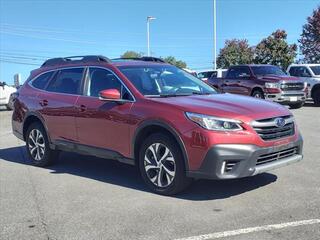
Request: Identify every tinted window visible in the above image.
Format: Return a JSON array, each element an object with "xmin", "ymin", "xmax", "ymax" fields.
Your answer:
[
  {"xmin": 290, "ymin": 67, "xmax": 311, "ymax": 77},
  {"xmin": 289, "ymin": 67, "xmax": 298, "ymax": 76},
  {"xmin": 87, "ymin": 68, "xmax": 132, "ymax": 100},
  {"xmin": 310, "ymin": 66, "xmax": 320, "ymax": 76},
  {"xmin": 46, "ymin": 68, "xmax": 84, "ymax": 94},
  {"xmin": 31, "ymin": 72, "xmax": 54, "ymax": 90},
  {"xmin": 226, "ymin": 67, "xmax": 251, "ymax": 78}
]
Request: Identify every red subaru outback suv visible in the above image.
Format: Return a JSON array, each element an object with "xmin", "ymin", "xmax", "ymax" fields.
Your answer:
[{"xmin": 12, "ymin": 55, "xmax": 303, "ymax": 195}]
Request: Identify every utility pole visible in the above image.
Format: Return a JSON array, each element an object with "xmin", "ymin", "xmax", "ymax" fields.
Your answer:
[
  {"xmin": 213, "ymin": 0, "xmax": 217, "ymax": 70},
  {"xmin": 147, "ymin": 16, "xmax": 156, "ymax": 56}
]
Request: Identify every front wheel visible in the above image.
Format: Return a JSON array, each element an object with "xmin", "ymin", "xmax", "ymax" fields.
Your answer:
[
  {"xmin": 26, "ymin": 122, "xmax": 59, "ymax": 167},
  {"xmin": 251, "ymin": 90, "xmax": 265, "ymax": 99},
  {"xmin": 313, "ymin": 88, "xmax": 320, "ymax": 106},
  {"xmin": 139, "ymin": 133, "xmax": 191, "ymax": 195},
  {"xmin": 288, "ymin": 102, "xmax": 304, "ymax": 109}
]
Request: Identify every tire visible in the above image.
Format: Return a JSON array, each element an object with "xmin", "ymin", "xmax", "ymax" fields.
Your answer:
[
  {"xmin": 313, "ymin": 88, "xmax": 320, "ymax": 106},
  {"xmin": 26, "ymin": 122, "xmax": 59, "ymax": 167},
  {"xmin": 288, "ymin": 102, "xmax": 304, "ymax": 109},
  {"xmin": 251, "ymin": 89, "xmax": 265, "ymax": 99},
  {"xmin": 6, "ymin": 104, "xmax": 12, "ymax": 110},
  {"xmin": 138, "ymin": 133, "xmax": 192, "ymax": 195}
]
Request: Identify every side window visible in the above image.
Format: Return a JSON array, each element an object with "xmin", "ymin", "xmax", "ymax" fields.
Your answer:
[
  {"xmin": 226, "ymin": 68, "xmax": 237, "ymax": 78},
  {"xmin": 197, "ymin": 72, "xmax": 205, "ymax": 79},
  {"xmin": 236, "ymin": 67, "xmax": 251, "ymax": 78},
  {"xmin": 294, "ymin": 67, "xmax": 312, "ymax": 77},
  {"xmin": 31, "ymin": 72, "xmax": 54, "ymax": 90},
  {"xmin": 46, "ymin": 68, "xmax": 84, "ymax": 94},
  {"xmin": 211, "ymin": 71, "xmax": 218, "ymax": 78},
  {"xmin": 87, "ymin": 68, "xmax": 133, "ymax": 100},
  {"xmin": 289, "ymin": 67, "xmax": 297, "ymax": 76}
]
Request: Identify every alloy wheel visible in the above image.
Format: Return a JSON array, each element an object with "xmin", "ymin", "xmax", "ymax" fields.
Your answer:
[
  {"xmin": 144, "ymin": 143, "xmax": 176, "ymax": 188},
  {"xmin": 28, "ymin": 129, "xmax": 46, "ymax": 161}
]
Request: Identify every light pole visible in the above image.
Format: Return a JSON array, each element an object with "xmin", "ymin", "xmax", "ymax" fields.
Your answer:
[
  {"xmin": 213, "ymin": 0, "xmax": 217, "ymax": 70},
  {"xmin": 147, "ymin": 16, "xmax": 156, "ymax": 56}
]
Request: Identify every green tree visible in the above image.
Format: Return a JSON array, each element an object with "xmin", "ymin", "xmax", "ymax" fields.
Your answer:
[
  {"xmin": 217, "ymin": 39, "xmax": 254, "ymax": 69},
  {"xmin": 121, "ymin": 51, "xmax": 143, "ymax": 58},
  {"xmin": 163, "ymin": 56, "xmax": 187, "ymax": 68},
  {"xmin": 254, "ymin": 30, "xmax": 297, "ymax": 69},
  {"xmin": 299, "ymin": 6, "xmax": 320, "ymax": 63}
]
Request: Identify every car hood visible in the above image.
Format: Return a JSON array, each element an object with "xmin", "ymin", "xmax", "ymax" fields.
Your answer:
[
  {"xmin": 257, "ymin": 75, "xmax": 300, "ymax": 82},
  {"xmin": 149, "ymin": 93, "xmax": 291, "ymax": 123}
]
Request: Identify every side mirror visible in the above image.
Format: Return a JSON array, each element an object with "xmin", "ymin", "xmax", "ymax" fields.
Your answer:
[{"xmin": 99, "ymin": 89, "xmax": 121, "ymax": 101}]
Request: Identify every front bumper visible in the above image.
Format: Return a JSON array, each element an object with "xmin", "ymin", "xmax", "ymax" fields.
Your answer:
[
  {"xmin": 265, "ymin": 91, "xmax": 306, "ymax": 104},
  {"xmin": 187, "ymin": 135, "xmax": 303, "ymax": 180}
]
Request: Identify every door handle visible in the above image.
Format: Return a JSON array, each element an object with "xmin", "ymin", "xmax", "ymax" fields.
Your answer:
[
  {"xmin": 39, "ymin": 99, "xmax": 48, "ymax": 106},
  {"xmin": 79, "ymin": 105, "xmax": 87, "ymax": 112}
]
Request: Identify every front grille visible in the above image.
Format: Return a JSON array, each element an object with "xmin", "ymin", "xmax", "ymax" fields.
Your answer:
[
  {"xmin": 280, "ymin": 82, "xmax": 304, "ymax": 91},
  {"xmin": 256, "ymin": 147, "xmax": 298, "ymax": 165},
  {"xmin": 252, "ymin": 115, "xmax": 295, "ymax": 141}
]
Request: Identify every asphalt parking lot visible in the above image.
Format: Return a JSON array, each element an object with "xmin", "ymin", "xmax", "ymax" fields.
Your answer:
[{"xmin": 0, "ymin": 103, "xmax": 319, "ymax": 240}]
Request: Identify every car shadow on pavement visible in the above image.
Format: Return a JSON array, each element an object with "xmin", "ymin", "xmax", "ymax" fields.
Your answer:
[{"xmin": 0, "ymin": 146, "xmax": 277, "ymax": 201}]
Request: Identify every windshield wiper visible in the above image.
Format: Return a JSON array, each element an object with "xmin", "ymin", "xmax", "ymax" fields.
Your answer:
[
  {"xmin": 191, "ymin": 92, "xmax": 212, "ymax": 95},
  {"xmin": 159, "ymin": 93, "xmax": 192, "ymax": 98}
]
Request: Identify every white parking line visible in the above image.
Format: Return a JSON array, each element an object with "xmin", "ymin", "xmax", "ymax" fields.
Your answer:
[{"xmin": 175, "ymin": 219, "xmax": 320, "ymax": 240}]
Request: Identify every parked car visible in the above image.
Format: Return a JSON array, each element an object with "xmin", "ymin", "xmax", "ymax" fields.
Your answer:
[
  {"xmin": 12, "ymin": 56, "xmax": 303, "ymax": 195},
  {"xmin": 182, "ymin": 68, "xmax": 197, "ymax": 77},
  {"xmin": 287, "ymin": 64, "xmax": 320, "ymax": 106},
  {"xmin": 208, "ymin": 64, "xmax": 307, "ymax": 109},
  {"xmin": 197, "ymin": 69, "xmax": 227, "ymax": 81},
  {"xmin": 0, "ymin": 82, "xmax": 17, "ymax": 110}
]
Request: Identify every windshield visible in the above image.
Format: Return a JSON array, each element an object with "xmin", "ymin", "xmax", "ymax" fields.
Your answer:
[
  {"xmin": 251, "ymin": 66, "xmax": 287, "ymax": 76},
  {"xmin": 310, "ymin": 66, "xmax": 320, "ymax": 76},
  {"xmin": 119, "ymin": 65, "xmax": 217, "ymax": 97}
]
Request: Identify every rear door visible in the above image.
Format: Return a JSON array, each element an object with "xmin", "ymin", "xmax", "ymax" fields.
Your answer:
[
  {"xmin": 74, "ymin": 67, "xmax": 134, "ymax": 157},
  {"xmin": 37, "ymin": 67, "xmax": 84, "ymax": 143}
]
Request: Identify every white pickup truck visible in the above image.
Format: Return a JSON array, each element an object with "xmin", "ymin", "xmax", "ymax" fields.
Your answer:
[
  {"xmin": 287, "ymin": 64, "xmax": 320, "ymax": 106},
  {"xmin": 0, "ymin": 82, "xmax": 17, "ymax": 110}
]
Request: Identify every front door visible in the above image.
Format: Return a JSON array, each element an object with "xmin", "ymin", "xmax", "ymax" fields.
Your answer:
[{"xmin": 75, "ymin": 67, "xmax": 134, "ymax": 157}]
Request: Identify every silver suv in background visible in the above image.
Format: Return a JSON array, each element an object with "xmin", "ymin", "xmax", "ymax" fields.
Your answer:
[{"xmin": 287, "ymin": 64, "xmax": 320, "ymax": 106}]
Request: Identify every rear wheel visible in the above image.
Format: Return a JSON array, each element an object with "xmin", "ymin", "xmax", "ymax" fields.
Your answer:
[
  {"xmin": 313, "ymin": 88, "xmax": 320, "ymax": 106},
  {"xmin": 26, "ymin": 122, "xmax": 59, "ymax": 167},
  {"xmin": 251, "ymin": 89, "xmax": 264, "ymax": 99},
  {"xmin": 6, "ymin": 104, "xmax": 12, "ymax": 110},
  {"xmin": 288, "ymin": 102, "xmax": 304, "ymax": 109},
  {"xmin": 139, "ymin": 133, "xmax": 191, "ymax": 195}
]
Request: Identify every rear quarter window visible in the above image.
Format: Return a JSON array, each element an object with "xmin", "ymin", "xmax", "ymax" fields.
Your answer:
[{"xmin": 31, "ymin": 72, "xmax": 54, "ymax": 90}]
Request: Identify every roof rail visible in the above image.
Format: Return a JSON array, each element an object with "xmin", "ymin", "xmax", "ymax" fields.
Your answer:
[
  {"xmin": 41, "ymin": 55, "xmax": 112, "ymax": 67},
  {"xmin": 112, "ymin": 56, "xmax": 166, "ymax": 63}
]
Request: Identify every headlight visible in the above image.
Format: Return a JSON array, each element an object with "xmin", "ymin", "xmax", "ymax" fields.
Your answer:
[
  {"xmin": 265, "ymin": 82, "xmax": 280, "ymax": 89},
  {"xmin": 186, "ymin": 112, "xmax": 243, "ymax": 131}
]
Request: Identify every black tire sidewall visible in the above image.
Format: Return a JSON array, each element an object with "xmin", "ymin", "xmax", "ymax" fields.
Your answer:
[
  {"xmin": 138, "ymin": 133, "xmax": 188, "ymax": 195},
  {"xmin": 313, "ymin": 89, "xmax": 320, "ymax": 106},
  {"xmin": 252, "ymin": 90, "xmax": 264, "ymax": 99},
  {"xmin": 26, "ymin": 122, "xmax": 53, "ymax": 167}
]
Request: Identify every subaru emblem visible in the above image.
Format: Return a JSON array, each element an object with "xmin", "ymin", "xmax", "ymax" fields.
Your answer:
[{"xmin": 275, "ymin": 118, "xmax": 285, "ymax": 127}]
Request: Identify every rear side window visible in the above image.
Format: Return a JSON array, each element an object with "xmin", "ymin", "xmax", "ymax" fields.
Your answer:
[
  {"xmin": 31, "ymin": 72, "xmax": 54, "ymax": 90},
  {"xmin": 226, "ymin": 67, "xmax": 250, "ymax": 78},
  {"xmin": 46, "ymin": 68, "xmax": 84, "ymax": 94}
]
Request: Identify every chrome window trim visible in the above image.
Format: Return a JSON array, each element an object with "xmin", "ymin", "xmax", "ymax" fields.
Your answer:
[
  {"xmin": 28, "ymin": 66, "xmax": 86, "ymax": 97},
  {"xmin": 84, "ymin": 66, "xmax": 136, "ymax": 102}
]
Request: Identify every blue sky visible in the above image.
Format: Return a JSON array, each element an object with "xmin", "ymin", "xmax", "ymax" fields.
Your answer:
[{"xmin": 0, "ymin": 0, "xmax": 319, "ymax": 84}]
